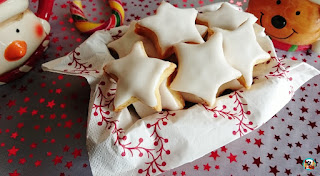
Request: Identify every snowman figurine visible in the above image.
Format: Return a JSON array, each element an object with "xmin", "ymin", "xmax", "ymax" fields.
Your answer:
[{"xmin": 0, "ymin": 0, "xmax": 53, "ymax": 84}]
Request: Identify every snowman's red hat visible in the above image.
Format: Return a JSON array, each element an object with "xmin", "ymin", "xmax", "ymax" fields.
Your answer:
[
  {"xmin": 310, "ymin": 0, "xmax": 320, "ymax": 5},
  {"xmin": 0, "ymin": 0, "xmax": 29, "ymax": 23}
]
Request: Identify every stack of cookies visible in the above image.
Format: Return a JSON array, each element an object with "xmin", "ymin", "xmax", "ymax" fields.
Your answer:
[{"xmin": 103, "ymin": 1, "xmax": 272, "ymax": 117}]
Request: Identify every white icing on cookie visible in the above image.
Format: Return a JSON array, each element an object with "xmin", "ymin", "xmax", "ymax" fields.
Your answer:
[
  {"xmin": 104, "ymin": 41, "xmax": 176, "ymax": 112},
  {"xmin": 170, "ymin": 32, "xmax": 242, "ymax": 107},
  {"xmin": 137, "ymin": 1, "xmax": 204, "ymax": 58},
  {"xmin": 195, "ymin": 24, "xmax": 208, "ymax": 38},
  {"xmin": 158, "ymin": 77, "xmax": 184, "ymax": 110},
  {"xmin": 132, "ymin": 101, "xmax": 156, "ymax": 118},
  {"xmin": 108, "ymin": 21, "xmax": 159, "ymax": 58},
  {"xmin": 197, "ymin": 2, "xmax": 257, "ymax": 31},
  {"xmin": 253, "ymin": 23, "xmax": 277, "ymax": 58},
  {"xmin": 213, "ymin": 20, "xmax": 270, "ymax": 88},
  {"xmin": 217, "ymin": 79, "xmax": 243, "ymax": 96},
  {"xmin": 133, "ymin": 77, "xmax": 184, "ymax": 118},
  {"xmin": 196, "ymin": 2, "xmax": 224, "ymax": 13},
  {"xmin": 180, "ymin": 92, "xmax": 203, "ymax": 104}
]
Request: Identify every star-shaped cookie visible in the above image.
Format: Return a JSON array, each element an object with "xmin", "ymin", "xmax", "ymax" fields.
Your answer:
[
  {"xmin": 170, "ymin": 32, "xmax": 242, "ymax": 107},
  {"xmin": 104, "ymin": 41, "xmax": 176, "ymax": 112},
  {"xmin": 108, "ymin": 21, "xmax": 159, "ymax": 58},
  {"xmin": 197, "ymin": 2, "xmax": 257, "ymax": 31},
  {"xmin": 135, "ymin": 1, "xmax": 204, "ymax": 59},
  {"xmin": 107, "ymin": 21, "xmax": 208, "ymax": 59},
  {"xmin": 133, "ymin": 77, "xmax": 185, "ymax": 118},
  {"xmin": 213, "ymin": 20, "xmax": 270, "ymax": 88},
  {"xmin": 253, "ymin": 23, "xmax": 277, "ymax": 58}
]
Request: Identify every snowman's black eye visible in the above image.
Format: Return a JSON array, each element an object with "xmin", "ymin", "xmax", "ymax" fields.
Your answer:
[
  {"xmin": 296, "ymin": 11, "xmax": 301, "ymax": 15},
  {"xmin": 276, "ymin": 0, "xmax": 281, "ymax": 4},
  {"xmin": 16, "ymin": 29, "xmax": 20, "ymax": 33}
]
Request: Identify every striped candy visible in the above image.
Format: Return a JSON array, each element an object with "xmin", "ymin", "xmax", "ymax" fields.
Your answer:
[{"xmin": 70, "ymin": 0, "xmax": 125, "ymax": 34}]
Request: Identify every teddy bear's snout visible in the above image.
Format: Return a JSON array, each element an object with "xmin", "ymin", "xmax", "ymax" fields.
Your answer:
[{"xmin": 271, "ymin": 15, "xmax": 287, "ymax": 29}]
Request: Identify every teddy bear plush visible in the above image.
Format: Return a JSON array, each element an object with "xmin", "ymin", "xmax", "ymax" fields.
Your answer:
[{"xmin": 247, "ymin": 0, "xmax": 320, "ymax": 53}]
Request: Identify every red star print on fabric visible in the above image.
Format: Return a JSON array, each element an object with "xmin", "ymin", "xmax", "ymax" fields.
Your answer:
[
  {"xmin": 245, "ymin": 138, "xmax": 251, "ymax": 143},
  {"xmin": 63, "ymin": 145, "xmax": 70, "ymax": 152},
  {"xmin": 65, "ymin": 161, "xmax": 73, "ymax": 169},
  {"xmin": 258, "ymin": 129, "xmax": 264, "ymax": 135},
  {"xmin": 220, "ymin": 146, "xmax": 227, "ymax": 153},
  {"xmin": 11, "ymin": 132, "xmax": 18, "ymax": 139},
  {"xmin": 72, "ymin": 148, "xmax": 82, "ymax": 158},
  {"xmin": 17, "ymin": 123, "xmax": 24, "ymax": 129},
  {"xmin": 300, "ymin": 106, "xmax": 309, "ymax": 113},
  {"xmin": 9, "ymin": 170, "xmax": 21, "ymax": 176},
  {"xmin": 34, "ymin": 160, "xmax": 42, "ymax": 167},
  {"xmin": 252, "ymin": 157, "xmax": 263, "ymax": 167},
  {"xmin": 46, "ymin": 100, "xmax": 56, "ymax": 108},
  {"xmin": 30, "ymin": 143, "xmax": 37, "ymax": 149},
  {"xmin": 274, "ymin": 135, "xmax": 281, "ymax": 141},
  {"xmin": 53, "ymin": 156, "xmax": 63, "ymax": 165},
  {"xmin": 308, "ymin": 121, "xmax": 317, "ymax": 129},
  {"xmin": 315, "ymin": 145, "xmax": 320, "ymax": 154},
  {"xmin": 209, "ymin": 150, "xmax": 220, "ymax": 160},
  {"xmin": 295, "ymin": 156, "xmax": 303, "ymax": 165},
  {"xmin": 284, "ymin": 169, "xmax": 292, "ymax": 175},
  {"xmin": 31, "ymin": 110, "xmax": 38, "ymax": 116},
  {"xmin": 6, "ymin": 100, "xmax": 16, "ymax": 108},
  {"xmin": 284, "ymin": 154, "xmax": 290, "ymax": 160},
  {"xmin": 39, "ymin": 98, "xmax": 45, "ymax": 103},
  {"xmin": 227, "ymin": 153, "xmax": 237, "ymax": 163},
  {"xmin": 203, "ymin": 163, "xmax": 211, "ymax": 171},
  {"xmin": 267, "ymin": 153, "xmax": 274, "ymax": 160},
  {"xmin": 45, "ymin": 126, "xmax": 52, "ymax": 133},
  {"xmin": 64, "ymin": 120, "xmax": 73, "ymax": 128},
  {"xmin": 17, "ymin": 107, "xmax": 27, "ymax": 115},
  {"xmin": 242, "ymin": 164, "xmax": 249, "ymax": 171},
  {"xmin": 19, "ymin": 158, "xmax": 26, "ymax": 164},
  {"xmin": 47, "ymin": 152, "xmax": 52, "ymax": 157},
  {"xmin": 56, "ymin": 89, "xmax": 62, "ymax": 94},
  {"xmin": 8, "ymin": 146, "xmax": 19, "ymax": 156},
  {"xmin": 269, "ymin": 165, "xmax": 279, "ymax": 176},
  {"xmin": 254, "ymin": 138, "xmax": 263, "ymax": 148}
]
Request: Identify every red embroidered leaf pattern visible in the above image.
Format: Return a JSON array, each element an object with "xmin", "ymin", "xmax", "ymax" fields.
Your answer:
[
  {"xmin": 93, "ymin": 81, "xmax": 161, "ymax": 174},
  {"xmin": 265, "ymin": 57, "xmax": 291, "ymax": 79},
  {"xmin": 138, "ymin": 111, "xmax": 174, "ymax": 175},
  {"xmin": 110, "ymin": 29, "xmax": 125, "ymax": 40},
  {"xmin": 65, "ymin": 50, "xmax": 100, "ymax": 74},
  {"xmin": 93, "ymin": 81, "xmax": 174, "ymax": 175},
  {"xmin": 264, "ymin": 57, "xmax": 294, "ymax": 95},
  {"xmin": 204, "ymin": 91, "xmax": 256, "ymax": 137}
]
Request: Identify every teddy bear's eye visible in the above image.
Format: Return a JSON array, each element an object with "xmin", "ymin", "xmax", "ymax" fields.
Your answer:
[
  {"xmin": 296, "ymin": 11, "xmax": 301, "ymax": 15},
  {"xmin": 16, "ymin": 29, "xmax": 20, "ymax": 33},
  {"xmin": 276, "ymin": 0, "xmax": 281, "ymax": 5}
]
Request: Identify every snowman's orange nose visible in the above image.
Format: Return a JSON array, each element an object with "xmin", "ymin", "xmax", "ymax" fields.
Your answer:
[{"xmin": 4, "ymin": 40, "xmax": 27, "ymax": 62}]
